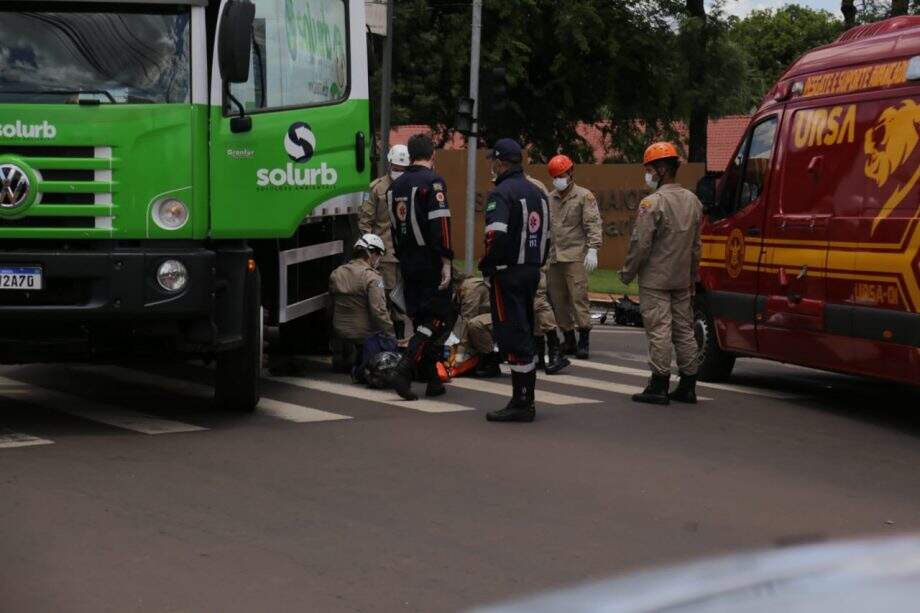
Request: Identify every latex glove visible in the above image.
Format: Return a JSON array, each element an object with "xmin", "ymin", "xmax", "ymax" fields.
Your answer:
[
  {"xmin": 438, "ymin": 259, "xmax": 452, "ymax": 290},
  {"xmin": 584, "ymin": 248, "xmax": 598, "ymax": 274}
]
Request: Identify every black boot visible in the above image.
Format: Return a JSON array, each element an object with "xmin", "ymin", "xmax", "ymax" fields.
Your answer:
[
  {"xmin": 632, "ymin": 374, "xmax": 671, "ymax": 405},
  {"xmin": 576, "ymin": 328, "xmax": 590, "ymax": 360},
  {"xmin": 423, "ymin": 350, "xmax": 446, "ymax": 397},
  {"xmin": 562, "ymin": 330, "xmax": 577, "ymax": 356},
  {"xmin": 544, "ymin": 331, "xmax": 571, "ymax": 375},
  {"xmin": 486, "ymin": 369, "xmax": 535, "ymax": 422},
  {"xmin": 474, "ymin": 352, "xmax": 502, "ymax": 378},
  {"xmin": 535, "ymin": 336, "xmax": 547, "ymax": 371},
  {"xmin": 669, "ymin": 373, "xmax": 697, "ymax": 404},
  {"xmin": 389, "ymin": 356, "xmax": 418, "ymax": 401}
]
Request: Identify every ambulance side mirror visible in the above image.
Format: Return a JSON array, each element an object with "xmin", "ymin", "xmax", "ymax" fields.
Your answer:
[
  {"xmin": 696, "ymin": 174, "xmax": 718, "ymax": 214},
  {"xmin": 218, "ymin": 0, "xmax": 255, "ymax": 84}
]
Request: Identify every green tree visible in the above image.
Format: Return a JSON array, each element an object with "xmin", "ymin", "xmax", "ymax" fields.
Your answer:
[{"xmin": 730, "ymin": 5, "xmax": 842, "ymax": 104}]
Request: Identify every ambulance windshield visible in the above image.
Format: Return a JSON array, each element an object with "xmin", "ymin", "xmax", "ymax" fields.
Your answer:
[{"xmin": 0, "ymin": 4, "xmax": 191, "ymax": 104}]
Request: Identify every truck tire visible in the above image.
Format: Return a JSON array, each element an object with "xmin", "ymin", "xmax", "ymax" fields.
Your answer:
[
  {"xmin": 694, "ymin": 297, "xmax": 736, "ymax": 382},
  {"xmin": 215, "ymin": 269, "xmax": 262, "ymax": 412}
]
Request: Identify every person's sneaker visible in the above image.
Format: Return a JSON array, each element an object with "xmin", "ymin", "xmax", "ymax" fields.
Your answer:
[
  {"xmin": 486, "ymin": 400, "xmax": 535, "ymax": 422},
  {"xmin": 631, "ymin": 374, "xmax": 671, "ymax": 405}
]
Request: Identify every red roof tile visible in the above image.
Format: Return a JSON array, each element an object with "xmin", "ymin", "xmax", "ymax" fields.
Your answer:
[{"xmin": 706, "ymin": 116, "xmax": 750, "ymax": 172}]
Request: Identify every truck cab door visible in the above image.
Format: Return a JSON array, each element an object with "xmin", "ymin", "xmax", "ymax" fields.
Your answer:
[
  {"xmin": 208, "ymin": 0, "xmax": 369, "ymax": 239},
  {"xmin": 700, "ymin": 116, "xmax": 776, "ymax": 355}
]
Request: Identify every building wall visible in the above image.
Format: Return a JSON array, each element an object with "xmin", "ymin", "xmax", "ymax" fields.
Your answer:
[{"xmin": 432, "ymin": 150, "xmax": 705, "ymax": 269}]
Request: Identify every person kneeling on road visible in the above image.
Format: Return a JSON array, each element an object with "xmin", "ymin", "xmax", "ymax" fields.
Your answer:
[
  {"xmin": 328, "ymin": 234, "xmax": 396, "ymax": 379},
  {"xmin": 619, "ymin": 142, "xmax": 702, "ymax": 405}
]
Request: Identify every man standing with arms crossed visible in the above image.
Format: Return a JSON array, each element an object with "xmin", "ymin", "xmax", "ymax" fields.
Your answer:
[
  {"xmin": 546, "ymin": 155, "xmax": 603, "ymax": 360},
  {"xmin": 387, "ymin": 135, "xmax": 456, "ymax": 400},
  {"xmin": 619, "ymin": 142, "xmax": 702, "ymax": 405},
  {"xmin": 480, "ymin": 139, "xmax": 549, "ymax": 423},
  {"xmin": 359, "ymin": 145, "xmax": 410, "ymax": 338}
]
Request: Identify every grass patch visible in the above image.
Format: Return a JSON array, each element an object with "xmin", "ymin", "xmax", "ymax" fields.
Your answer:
[{"xmin": 455, "ymin": 260, "xmax": 636, "ymax": 295}]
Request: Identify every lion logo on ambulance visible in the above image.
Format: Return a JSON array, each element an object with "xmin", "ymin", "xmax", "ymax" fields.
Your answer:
[{"xmin": 864, "ymin": 99, "xmax": 920, "ymax": 234}]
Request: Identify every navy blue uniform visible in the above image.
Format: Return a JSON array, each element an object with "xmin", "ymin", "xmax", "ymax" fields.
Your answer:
[
  {"xmin": 388, "ymin": 165, "xmax": 453, "ymax": 318},
  {"xmin": 479, "ymin": 168, "xmax": 549, "ymax": 371},
  {"xmin": 387, "ymin": 165, "xmax": 456, "ymax": 388}
]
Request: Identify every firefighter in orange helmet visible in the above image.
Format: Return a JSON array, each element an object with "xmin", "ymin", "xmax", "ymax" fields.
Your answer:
[
  {"xmin": 619, "ymin": 142, "xmax": 703, "ymax": 405},
  {"xmin": 545, "ymin": 154, "xmax": 603, "ymax": 359}
]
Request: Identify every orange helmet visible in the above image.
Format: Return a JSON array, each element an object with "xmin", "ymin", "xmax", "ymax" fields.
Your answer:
[
  {"xmin": 547, "ymin": 154, "xmax": 574, "ymax": 178},
  {"xmin": 643, "ymin": 142, "xmax": 679, "ymax": 165}
]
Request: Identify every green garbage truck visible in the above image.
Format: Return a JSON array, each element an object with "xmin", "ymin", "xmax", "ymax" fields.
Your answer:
[{"xmin": 0, "ymin": 0, "xmax": 371, "ymax": 410}]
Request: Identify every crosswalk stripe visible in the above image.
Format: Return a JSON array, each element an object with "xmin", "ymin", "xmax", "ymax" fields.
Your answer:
[
  {"xmin": 0, "ymin": 376, "xmax": 205, "ymax": 435},
  {"xmin": 267, "ymin": 375, "xmax": 474, "ymax": 413},
  {"xmin": 71, "ymin": 367, "xmax": 350, "ymax": 423},
  {"xmin": 0, "ymin": 428, "xmax": 54, "ymax": 449},
  {"xmin": 567, "ymin": 359, "xmax": 799, "ymax": 400},
  {"xmin": 447, "ymin": 377, "xmax": 601, "ymax": 406}
]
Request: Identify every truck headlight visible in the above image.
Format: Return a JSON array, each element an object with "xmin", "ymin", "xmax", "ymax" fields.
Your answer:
[
  {"xmin": 152, "ymin": 198, "xmax": 189, "ymax": 230},
  {"xmin": 157, "ymin": 260, "xmax": 188, "ymax": 292}
]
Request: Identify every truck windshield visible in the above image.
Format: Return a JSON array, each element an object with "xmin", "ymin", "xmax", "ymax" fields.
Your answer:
[{"xmin": 0, "ymin": 4, "xmax": 190, "ymax": 104}]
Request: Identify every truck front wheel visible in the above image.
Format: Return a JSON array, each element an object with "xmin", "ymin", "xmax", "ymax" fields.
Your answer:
[
  {"xmin": 694, "ymin": 297, "xmax": 736, "ymax": 382},
  {"xmin": 215, "ymin": 268, "xmax": 262, "ymax": 412}
]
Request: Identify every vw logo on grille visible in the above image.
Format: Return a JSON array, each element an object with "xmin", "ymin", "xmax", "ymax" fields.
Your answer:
[{"xmin": 0, "ymin": 163, "xmax": 30, "ymax": 209}]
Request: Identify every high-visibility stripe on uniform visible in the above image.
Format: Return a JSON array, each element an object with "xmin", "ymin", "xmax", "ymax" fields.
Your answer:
[
  {"xmin": 409, "ymin": 186, "xmax": 426, "ymax": 246},
  {"xmin": 428, "ymin": 209, "xmax": 451, "ymax": 220},
  {"xmin": 518, "ymin": 198, "xmax": 528, "ymax": 265},
  {"xmin": 486, "ymin": 222, "xmax": 508, "ymax": 233}
]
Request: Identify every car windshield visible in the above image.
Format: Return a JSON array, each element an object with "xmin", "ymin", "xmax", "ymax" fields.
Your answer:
[{"xmin": 0, "ymin": 3, "xmax": 191, "ymax": 104}]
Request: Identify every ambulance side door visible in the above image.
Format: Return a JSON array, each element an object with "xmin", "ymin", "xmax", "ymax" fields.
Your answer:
[
  {"xmin": 701, "ymin": 115, "xmax": 777, "ymax": 355},
  {"xmin": 757, "ymin": 103, "xmax": 836, "ymax": 367}
]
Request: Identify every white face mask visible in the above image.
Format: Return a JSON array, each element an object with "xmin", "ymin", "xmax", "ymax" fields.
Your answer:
[
  {"xmin": 645, "ymin": 172, "xmax": 659, "ymax": 191},
  {"xmin": 390, "ymin": 171, "xmax": 404, "ymax": 181},
  {"xmin": 552, "ymin": 177, "xmax": 569, "ymax": 191}
]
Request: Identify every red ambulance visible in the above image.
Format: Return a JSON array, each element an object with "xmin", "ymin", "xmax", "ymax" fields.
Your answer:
[{"xmin": 695, "ymin": 16, "xmax": 920, "ymax": 385}]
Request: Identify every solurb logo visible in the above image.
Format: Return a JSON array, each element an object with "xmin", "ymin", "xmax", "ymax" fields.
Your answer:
[
  {"xmin": 257, "ymin": 123, "xmax": 338, "ymax": 188},
  {"xmin": 284, "ymin": 122, "xmax": 315, "ymax": 162},
  {"xmin": 0, "ymin": 120, "xmax": 57, "ymax": 140}
]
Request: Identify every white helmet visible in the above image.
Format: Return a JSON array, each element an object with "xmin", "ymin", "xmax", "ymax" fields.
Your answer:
[
  {"xmin": 355, "ymin": 233, "xmax": 385, "ymax": 255},
  {"xmin": 387, "ymin": 144, "xmax": 411, "ymax": 167}
]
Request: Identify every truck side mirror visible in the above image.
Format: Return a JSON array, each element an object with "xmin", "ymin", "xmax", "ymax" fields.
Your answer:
[
  {"xmin": 218, "ymin": 0, "xmax": 255, "ymax": 84},
  {"xmin": 696, "ymin": 174, "xmax": 718, "ymax": 214}
]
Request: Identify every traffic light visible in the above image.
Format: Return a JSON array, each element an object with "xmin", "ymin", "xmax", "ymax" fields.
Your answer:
[{"xmin": 455, "ymin": 96, "xmax": 476, "ymax": 136}]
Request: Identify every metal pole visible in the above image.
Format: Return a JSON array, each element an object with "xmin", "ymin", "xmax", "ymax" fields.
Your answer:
[
  {"xmin": 378, "ymin": 0, "xmax": 395, "ymax": 178},
  {"xmin": 464, "ymin": 0, "xmax": 482, "ymax": 274}
]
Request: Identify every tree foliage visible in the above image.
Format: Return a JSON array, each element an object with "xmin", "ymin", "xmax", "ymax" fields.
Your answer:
[{"xmin": 371, "ymin": 1, "xmax": 847, "ymax": 163}]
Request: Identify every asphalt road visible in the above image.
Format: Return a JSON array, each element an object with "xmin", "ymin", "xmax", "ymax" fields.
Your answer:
[{"xmin": 2, "ymin": 325, "xmax": 920, "ymax": 612}]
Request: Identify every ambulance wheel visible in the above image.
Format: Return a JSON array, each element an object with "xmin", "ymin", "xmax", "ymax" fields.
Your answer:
[
  {"xmin": 694, "ymin": 299, "xmax": 735, "ymax": 382},
  {"xmin": 215, "ymin": 269, "xmax": 262, "ymax": 412}
]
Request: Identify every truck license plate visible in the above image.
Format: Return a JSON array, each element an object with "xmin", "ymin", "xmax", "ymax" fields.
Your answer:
[{"xmin": 0, "ymin": 266, "xmax": 43, "ymax": 290}]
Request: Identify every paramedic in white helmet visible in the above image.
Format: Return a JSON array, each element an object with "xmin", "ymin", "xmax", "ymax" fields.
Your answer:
[
  {"xmin": 359, "ymin": 145, "xmax": 411, "ymax": 337},
  {"xmin": 329, "ymin": 234, "xmax": 395, "ymax": 373}
]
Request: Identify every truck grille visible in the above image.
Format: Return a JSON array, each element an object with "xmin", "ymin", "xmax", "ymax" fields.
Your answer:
[{"xmin": 0, "ymin": 145, "xmax": 115, "ymax": 233}]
